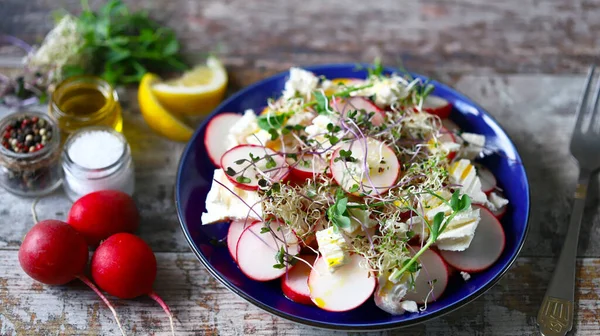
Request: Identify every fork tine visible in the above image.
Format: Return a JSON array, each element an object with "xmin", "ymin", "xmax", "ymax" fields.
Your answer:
[
  {"xmin": 589, "ymin": 67, "xmax": 600, "ymax": 132},
  {"xmin": 574, "ymin": 65, "xmax": 596, "ymax": 132}
]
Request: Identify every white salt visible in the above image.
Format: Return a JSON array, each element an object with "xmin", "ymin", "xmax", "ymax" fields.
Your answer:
[{"xmin": 68, "ymin": 130, "xmax": 125, "ymax": 169}]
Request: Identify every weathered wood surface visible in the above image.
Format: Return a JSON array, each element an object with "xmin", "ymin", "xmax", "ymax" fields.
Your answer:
[
  {"xmin": 1, "ymin": 0, "xmax": 600, "ymax": 79},
  {"xmin": 0, "ymin": 252, "xmax": 599, "ymax": 335},
  {"xmin": 1, "ymin": 0, "xmax": 600, "ymax": 333}
]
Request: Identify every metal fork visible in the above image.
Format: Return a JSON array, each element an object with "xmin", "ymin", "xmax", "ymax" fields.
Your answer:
[{"xmin": 537, "ymin": 66, "xmax": 600, "ymax": 336}]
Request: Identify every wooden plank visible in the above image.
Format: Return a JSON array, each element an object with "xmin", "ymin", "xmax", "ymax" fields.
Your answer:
[
  {"xmin": 1, "ymin": 0, "xmax": 599, "ymax": 77},
  {"xmin": 0, "ymin": 251, "xmax": 598, "ymax": 335}
]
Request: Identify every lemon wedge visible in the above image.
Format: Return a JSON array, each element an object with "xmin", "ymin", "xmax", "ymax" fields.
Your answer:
[
  {"xmin": 151, "ymin": 57, "xmax": 228, "ymax": 116},
  {"xmin": 138, "ymin": 73, "xmax": 194, "ymax": 142}
]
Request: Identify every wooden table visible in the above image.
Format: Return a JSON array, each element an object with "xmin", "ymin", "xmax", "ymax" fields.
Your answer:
[{"xmin": 1, "ymin": 0, "xmax": 599, "ymax": 335}]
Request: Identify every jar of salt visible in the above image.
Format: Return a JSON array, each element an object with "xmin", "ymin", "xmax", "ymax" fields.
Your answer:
[{"xmin": 62, "ymin": 126, "xmax": 134, "ymax": 201}]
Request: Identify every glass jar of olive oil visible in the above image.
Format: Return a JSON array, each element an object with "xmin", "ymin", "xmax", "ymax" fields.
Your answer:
[{"xmin": 49, "ymin": 75, "xmax": 123, "ymax": 136}]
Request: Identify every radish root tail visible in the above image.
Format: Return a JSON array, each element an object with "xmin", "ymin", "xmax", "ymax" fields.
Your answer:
[
  {"xmin": 77, "ymin": 275, "xmax": 126, "ymax": 336},
  {"xmin": 31, "ymin": 197, "xmax": 40, "ymax": 224},
  {"xmin": 149, "ymin": 291, "xmax": 175, "ymax": 336}
]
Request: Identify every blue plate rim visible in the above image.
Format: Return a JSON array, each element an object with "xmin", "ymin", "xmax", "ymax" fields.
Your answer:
[{"xmin": 174, "ymin": 63, "xmax": 531, "ymax": 331}]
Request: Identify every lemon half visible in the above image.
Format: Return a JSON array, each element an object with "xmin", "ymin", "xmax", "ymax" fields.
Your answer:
[
  {"xmin": 138, "ymin": 73, "xmax": 194, "ymax": 142},
  {"xmin": 152, "ymin": 57, "xmax": 228, "ymax": 116}
]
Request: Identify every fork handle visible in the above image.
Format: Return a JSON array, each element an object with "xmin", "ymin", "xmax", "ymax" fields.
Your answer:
[{"xmin": 537, "ymin": 169, "xmax": 591, "ymax": 336}]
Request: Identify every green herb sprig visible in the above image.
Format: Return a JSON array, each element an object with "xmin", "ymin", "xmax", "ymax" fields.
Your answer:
[
  {"xmin": 394, "ymin": 191, "xmax": 471, "ymax": 278},
  {"xmin": 65, "ymin": 0, "xmax": 187, "ymax": 85}
]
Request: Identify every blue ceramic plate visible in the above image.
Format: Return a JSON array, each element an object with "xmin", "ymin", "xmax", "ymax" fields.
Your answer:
[{"xmin": 175, "ymin": 64, "xmax": 530, "ymax": 330}]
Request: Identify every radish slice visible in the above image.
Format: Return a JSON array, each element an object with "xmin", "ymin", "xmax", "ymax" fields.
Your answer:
[
  {"xmin": 227, "ymin": 219, "xmax": 258, "ymax": 262},
  {"xmin": 281, "ymin": 254, "xmax": 317, "ymax": 305},
  {"xmin": 423, "ymin": 95, "xmax": 452, "ymax": 119},
  {"xmin": 287, "ymin": 153, "xmax": 329, "ymax": 183},
  {"xmin": 330, "ymin": 137, "xmax": 400, "ymax": 195},
  {"xmin": 427, "ymin": 126, "xmax": 458, "ymax": 161},
  {"xmin": 439, "ymin": 205, "xmax": 505, "ymax": 272},
  {"xmin": 403, "ymin": 248, "xmax": 449, "ymax": 304},
  {"xmin": 220, "ymin": 144, "xmax": 289, "ymax": 191},
  {"xmin": 308, "ymin": 254, "xmax": 376, "ymax": 312},
  {"xmin": 442, "ymin": 119, "xmax": 460, "ymax": 132},
  {"xmin": 236, "ymin": 221, "xmax": 301, "ymax": 281},
  {"xmin": 334, "ymin": 97, "xmax": 385, "ymax": 126},
  {"xmin": 205, "ymin": 113, "xmax": 242, "ymax": 167},
  {"xmin": 476, "ymin": 165, "xmax": 497, "ymax": 195}
]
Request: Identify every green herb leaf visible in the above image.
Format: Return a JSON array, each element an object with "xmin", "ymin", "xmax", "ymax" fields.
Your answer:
[
  {"xmin": 312, "ymin": 90, "xmax": 330, "ymax": 115},
  {"xmin": 225, "ymin": 167, "xmax": 236, "ymax": 176},
  {"xmin": 236, "ymin": 176, "xmax": 252, "ymax": 184},
  {"xmin": 260, "ymin": 227, "xmax": 270, "ymax": 234},
  {"xmin": 257, "ymin": 114, "xmax": 287, "ymax": 130}
]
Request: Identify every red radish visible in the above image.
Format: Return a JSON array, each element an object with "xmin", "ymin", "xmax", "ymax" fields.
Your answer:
[
  {"xmin": 442, "ymin": 119, "xmax": 460, "ymax": 132},
  {"xmin": 475, "ymin": 165, "xmax": 497, "ymax": 195},
  {"xmin": 440, "ymin": 205, "xmax": 506, "ymax": 272},
  {"xmin": 227, "ymin": 218, "xmax": 258, "ymax": 262},
  {"xmin": 423, "ymin": 95, "xmax": 452, "ymax": 119},
  {"xmin": 308, "ymin": 254, "xmax": 376, "ymax": 312},
  {"xmin": 287, "ymin": 153, "xmax": 329, "ymax": 183},
  {"xmin": 330, "ymin": 137, "xmax": 400, "ymax": 195},
  {"xmin": 334, "ymin": 97, "xmax": 385, "ymax": 126},
  {"xmin": 91, "ymin": 233, "xmax": 174, "ymax": 335},
  {"xmin": 403, "ymin": 248, "xmax": 449, "ymax": 304},
  {"xmin": 220, "ymin": 144, "xmax": 289, "ymax": 191},
  {"xmin": 236, "ymin": 221, "xmax": 301, "ymax": 281},
  {"xmin": 19, "ymin": 220, "xmax": 125, "ymax": 335},
  {"xmin": 205, "ymin": 113, "xmax": 243, "ymax": 167},
  {"xmin": 68, "ymin": 190, "xmax": 140, "ymax": 246},
  {"xmin": 281, "ymin": 254, "xmax": 317, "ymax": 305}
]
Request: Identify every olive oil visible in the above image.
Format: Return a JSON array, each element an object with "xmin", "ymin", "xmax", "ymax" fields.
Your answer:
[{"xmin": 50, "ymin": 76, "xmax": 123, "ymax": 135}]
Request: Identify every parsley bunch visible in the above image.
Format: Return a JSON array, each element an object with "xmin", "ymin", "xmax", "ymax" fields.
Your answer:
[{"xmin": 64, "ymin": 0, "xmax": 187, "ymax": 85}]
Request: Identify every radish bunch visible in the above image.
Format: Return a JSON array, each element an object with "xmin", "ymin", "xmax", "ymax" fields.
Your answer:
[{"xmin": 18, "ymin": 190, "xmax": 174, "ymax": 335}]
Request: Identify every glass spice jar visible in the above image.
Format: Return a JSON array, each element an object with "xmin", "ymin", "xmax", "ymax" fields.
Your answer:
[
  {"xmin": 0, "ymin": 111, "xmax": 62, "ymax": 197},
  {"xmin": 62, "ymin": 126, "xmax": 135, "ymax": 201},
  {"xmin": 49, "ymin": 75, "xmax": 123, "ymax": 136}
]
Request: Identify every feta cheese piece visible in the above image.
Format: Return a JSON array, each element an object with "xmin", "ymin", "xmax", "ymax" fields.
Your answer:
[
  {"xmin": 460, "ymin": 271, "xmax": 471, "ymax": 281},
  {"xmin": 340, "ymin": 203, "xmax": 376, "ymax": 234},
  {"xmin": 227, "ymin": 109, "xmax": 261, "ymax": 148},
  {"xmin": 436, "ymin": 207, "xmax": 481, "ymax": 251},
  {"xmin": 448, "ymin": 159, "xmax": 488, "ymax": 205},
  {"xmin": 374, "ymin": 269, "xmax": 420, "ymax": 314},
  {"xmin": 353, "ymin": 76, "xmax": 409, "ymax": 107},
  {"xmin": 487, "ymin": 192, "xmax": 509, "ymax": 212},
  {"xmin": 246, "ymin": 129, "xmax": 271, "ymax": 146},
  {"xmin": 316, "ymin": 227, "xmax": 349, "ymax": 272},
  {"xmin": 286, "ymin": 110, "xmax": 314, "ymax": 126},
  {"xmin": 201, "ymin": 169, "xmax": 262, "ymax": 224},
  {"xmin": 458, "ymin": 133, "xmax": 486, "ymax": 160},
  {"xmin": 282, "ymin": 67, "xmax": 320, "ymax": 100},
  {"xmin": 305, "ymin": 114, "xmax": 341, "ymax": 150}
]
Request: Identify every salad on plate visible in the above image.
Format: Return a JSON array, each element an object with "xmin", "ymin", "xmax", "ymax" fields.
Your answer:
[{"xmin": 200, "ymin": 65, "xmax": 509, "ymax": 314}]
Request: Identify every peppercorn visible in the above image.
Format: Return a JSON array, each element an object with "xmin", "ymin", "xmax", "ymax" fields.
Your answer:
[{"xmin": 1, "ymin": 115, "xmax": 54, "ymax": 155}]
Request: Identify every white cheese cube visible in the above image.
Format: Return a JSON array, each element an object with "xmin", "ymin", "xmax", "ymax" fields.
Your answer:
[
  {"xmin": 458, "ymin": 133, "xmax": 485, "ymax": 160},
  {"xmin": 487, "ymin": 192, "xmax": 509, "ymax": 212},
  {"xmin": 201, "ymin": 169, "xmax": 263, "ymax": 224},
  {"xmin": 316, "ymin": 227, "xmax": 349, "ymax": 272},
  {"xmin": 282, "ymin": 67, "xmax": 320, "ymax": 100},
  {"xmin": 448, "ymin": 159, "xmax": 488, "ymax": 205},
  {"xmin": 227, "ymin": 109, "xmax": 261, "ymax": 149}
]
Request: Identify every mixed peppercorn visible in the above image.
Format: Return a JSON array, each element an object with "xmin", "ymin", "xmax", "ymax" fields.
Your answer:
[{"xmin": 2, "ymin": 116, "xmax": 53, "ymax": 154}]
